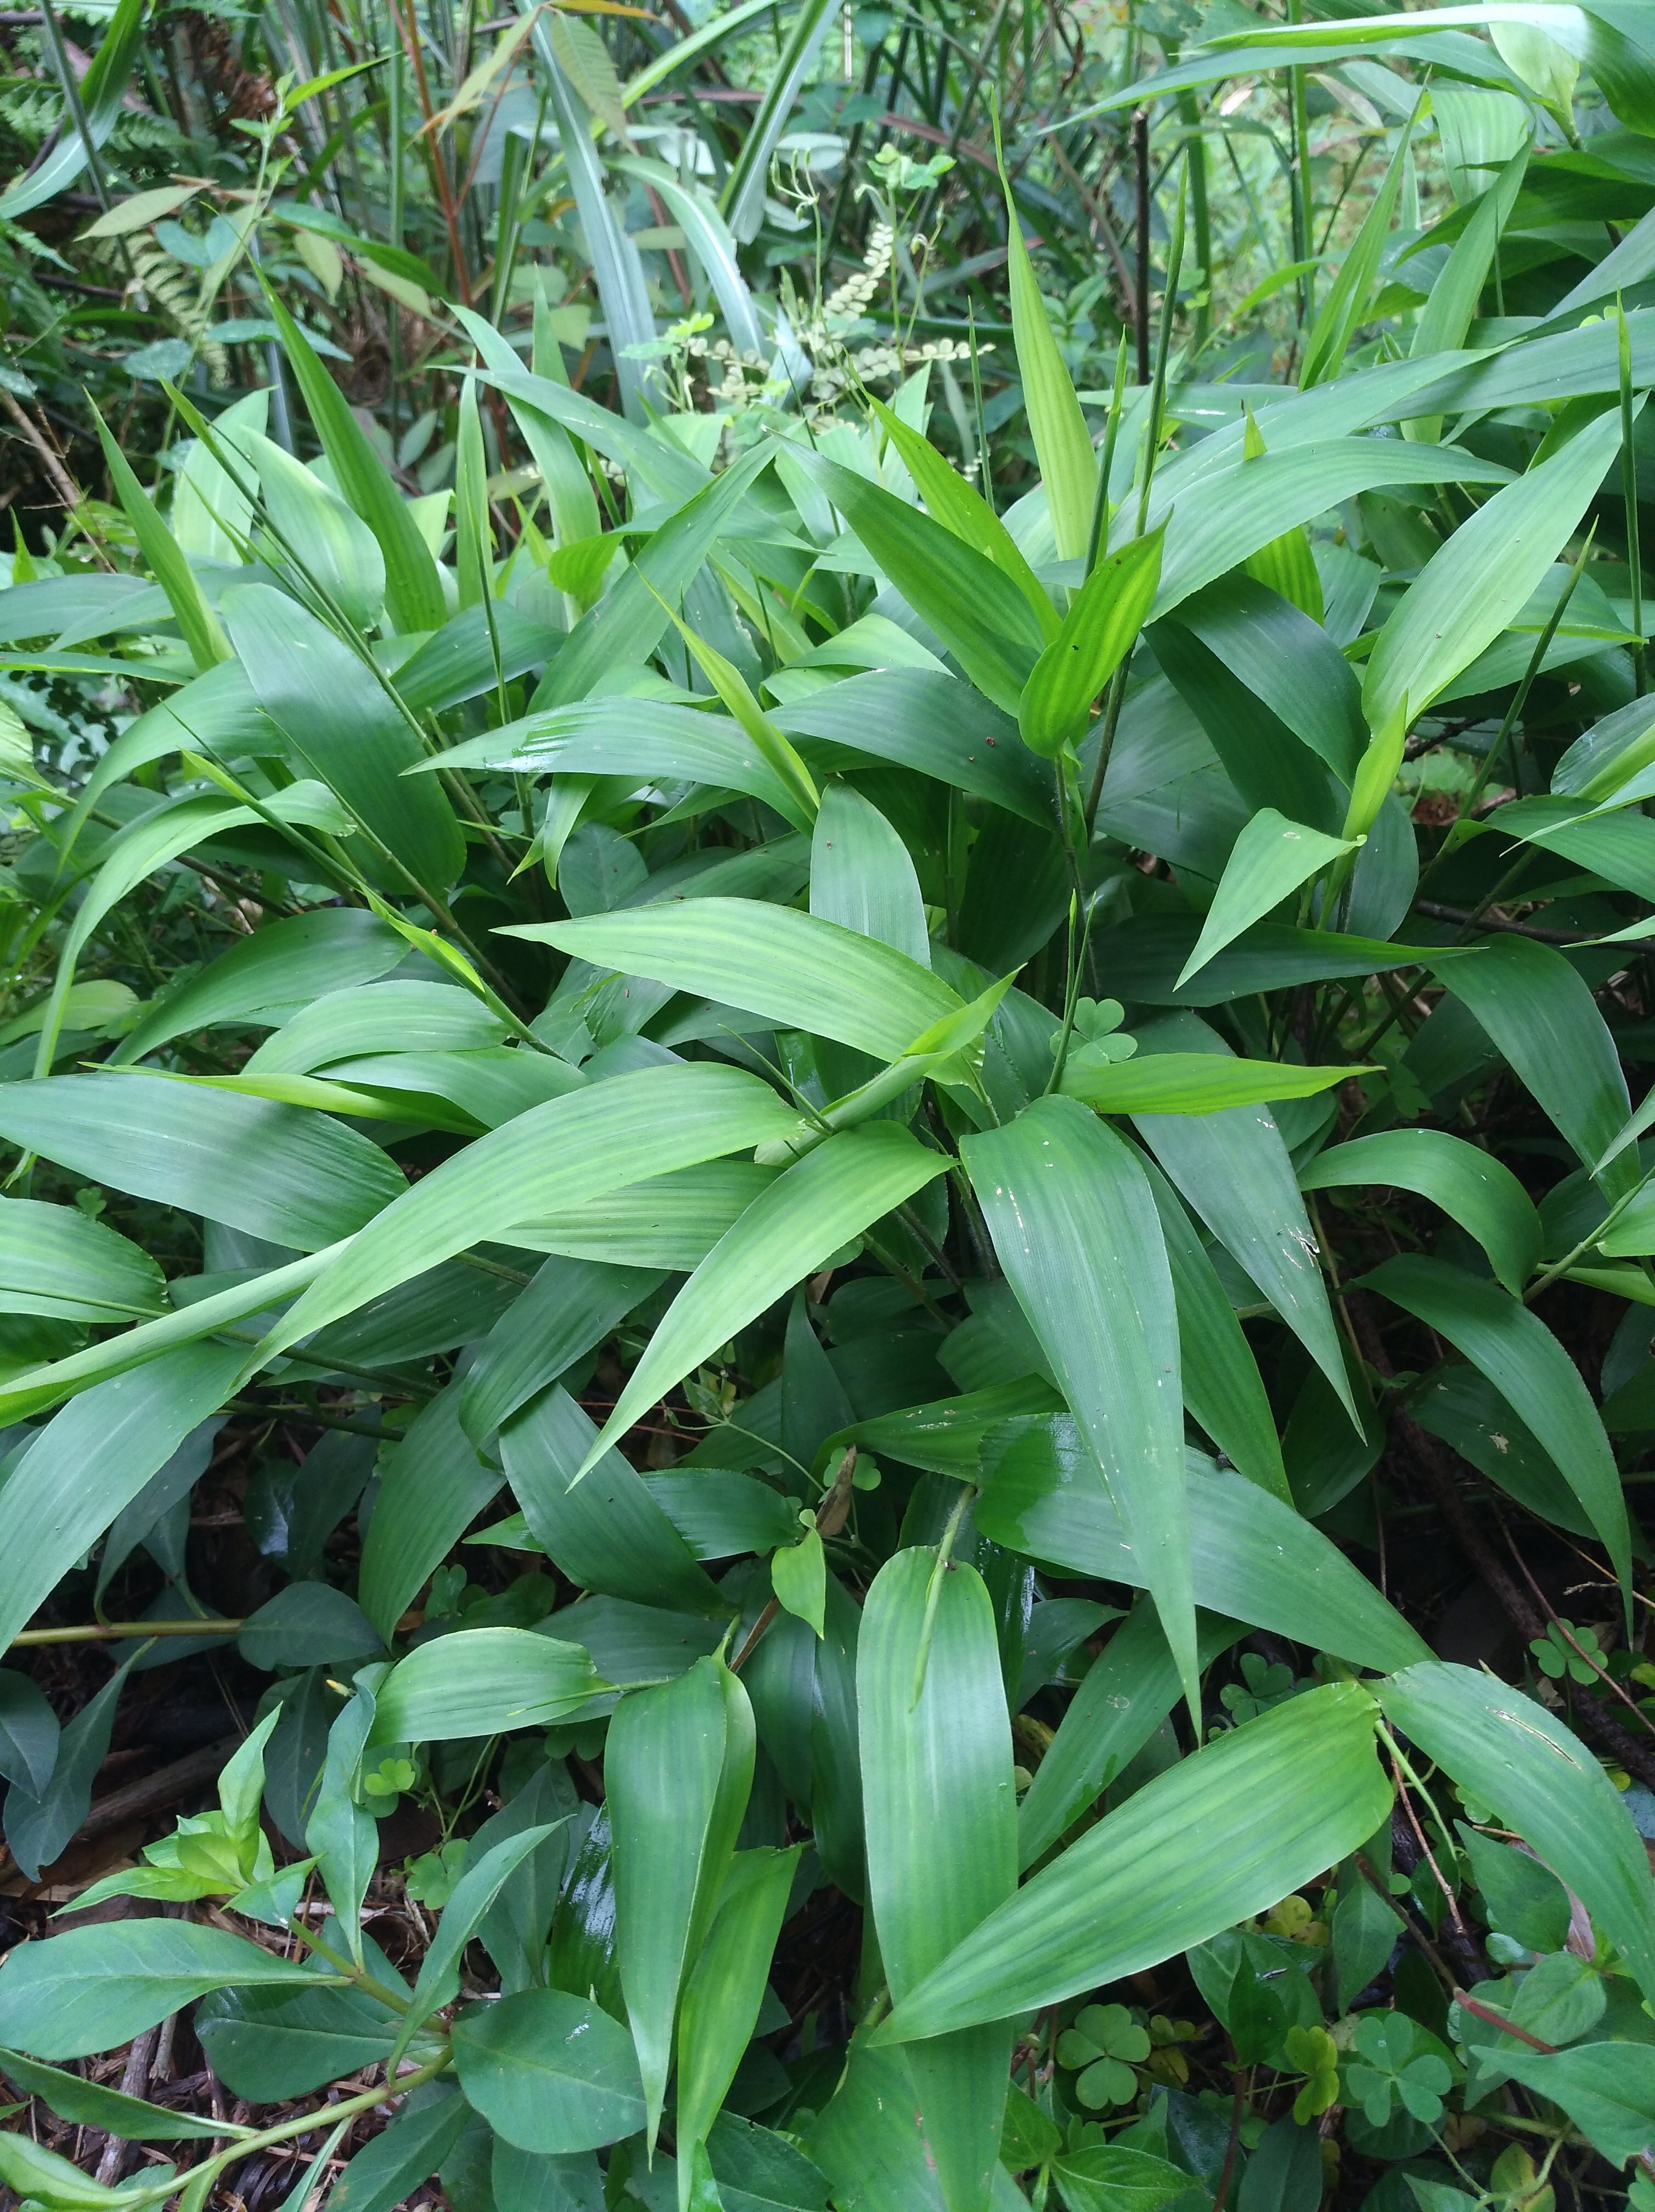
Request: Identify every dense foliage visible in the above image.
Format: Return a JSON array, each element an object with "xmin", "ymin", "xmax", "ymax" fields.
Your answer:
[{"xmin": 4, "ymin": 6, "xmax": 1655, "ymax": 2212}]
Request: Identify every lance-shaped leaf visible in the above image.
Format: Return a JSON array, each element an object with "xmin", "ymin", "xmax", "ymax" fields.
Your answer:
[
  {"xmin": 607, "ymin": 1655, "xmax": 754, "ymax": 2146},
  {"xmin": 581, "ymin": 1124, "xmax": 949, "ymax": 1475},
  {"xmin": 1176, "ymin": 811, "xmax": 1358, "ymax": 990},
  {"xmin": 786, "ymin": 449, "xmax": 1049, "ymax": 714},
  {"xmin": 648, "ymin": 589, "xmax": 819, "ymax": 830},
  {"xmin": 1000, "ymin": 162, "xmax": 1096, "ymax": 565},
  {"xmin": 977, "ymin": 1420, "xmax": 1428, "ymax": 1673},
  {"xmin": 1142, "ymin": 1159, "xmax": 1290, "ymax": 1500},
  {"xmin": 0, "ymin": 1342, "xmax": 242, "ymax": 1655},
  {"xmin": 0, "ymin": 1197, "xmax": 165, "ymax": 1323},
  {"xmin": 1300, "ymin": 94, "xmax": 1420, "ymax": 388},
  {"xmin": 858, "ymin": 1548, "xmax": 1018, "ymax": 2212},
  {"xmin": 1364, "ymin": 405, "xmax": 1628, "ymax": 730},
  {"xmin": 393, "ymin": 1824, "xmax": 566, "ymax": 2061},
  {"xmin": 0, "ymin": 2047, "xmax": 238, "ymax": 2142},
  {"xmin": 307, "ymin": 1687, "xmax": 380, "ymax": 1969},
  {"xmin": 1017, "ymin": 1605, "xmax": 1243, "ymax": 1871},
  {"xmin": 811, "ymin": 781, "xmax": 931, "ymax": 967},
  {"xmin": 517, "ymin": 900, "xmax": 962, "ymax": 1062},
  {"xmin": 1434, "ymin": 934, "xmax": 1638, "ymax": 1198},
  {"xmin": 1357, "ymin": 1256, "xmax": 1632, "ymax": 1604},
  {"xmin": 254, "ymin": 1062, "xmax": 798, "ymax": 1359},
  {"xmin": 266, "ymin": 290, "xmax": 445, "ymax": 633},
  {"xmin": 1061, "ymin": 1053, "xmax": 1352, "ymax": 1118},
  {"xmin": 872, "ymin": 1682, "xmax": 1388, "ymax": 2042},
  {"xmin": 674, "ymin": 1847, "xmax": 801, "ymax": 2210},
  {"xmin": 0, "ymin": 1920, "xmax": 321, "ymax": 2063},
  {"xmin": 91, "ymin": 404, "xmax": 228, "ymax": 673},
  {"xmin": 962, "ymin": 1099, "xmax": 1196, "ymax": 1712},
  {"xmin": 1019, "ymin": 527, "xmax": 1166, "ymax": 759},
  {"xmin": 866, "ymin": 396, "xmax": 1057, "ymax": 633},
  {"xmin": 0, "ymin": 0, "xmax": 145, "ymax": 219},
  {"xmin": 224, "ymin": 583, "xmax": 465, "ymax": 900},
  {"xmin": 1379, "ymin": 1661, "xmax": 1655, "ymax": 2007},
  {"xmin": 359, "ymin": 1384, "xmax": 504, "ymax": 1643},
  {"xmin": 1302, "ymin": 1130, "xmax": 1541, "ymax": 1295},
  {"xmin": 0, "ymin": 1072, "xmax": 403, "ymax": 1251},
  {"xmin": 241, "ymin": 428, "xmax": 385, "ymax": 632},
  {"xmin": 371, "ymin": 1629, "xmax": 609, "ymax": 1745}
]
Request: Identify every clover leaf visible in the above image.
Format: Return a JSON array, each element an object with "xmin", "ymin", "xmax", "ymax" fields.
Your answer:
[
  {"xmin": 1528, "ymin": 1620, "xmax": 1602, "ymax": 1685},
  {"xmin": 1055, "ymin": 2002, "xmax": 1152, "ymax": 2108},
  {"xmin": 1284, "ymin": 2023, "xmax": 1339, "ymax": 2123},
  {"xmin": 1345, "ymin": 2012, "xmax": 1452, "ymax": 2128}
]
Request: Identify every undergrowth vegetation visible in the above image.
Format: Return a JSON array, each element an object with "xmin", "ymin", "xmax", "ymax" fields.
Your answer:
[{"xmin": 4, "ymin": 5, "xmax": 1655, "ymax": 2212}]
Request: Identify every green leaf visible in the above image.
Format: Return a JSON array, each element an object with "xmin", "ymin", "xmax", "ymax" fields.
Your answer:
[
  {"xmin": 0, "ymin": 2131, "xmax": 168, "ymax": 2209},
  {"xmin": 330, "ymin": 2087, "xmax": 472, "ymax": 2212},
  {"xmin": 461, "ymin": 1257, "xmax": 663, "ymax": 1444},
  {"xmin": 1049, "ymin": 2146, "xmax": 1199, "ymax": 2212},
  {"xmin": 1016, "ymin": 1604, "xmax": 1243, "ymax": 1871},
  {"xmin": 1364, "ymin": 405, "xmax": 1628, "ymax": 730},
  {"xmin": 1168, "ymin": 572, "xmax": 1366, "ymax": 786},
  {"xmin": 0, "ymin": 1672, "xmax": 58, "ymax": 1796},
  {"xmin": 1379, "ymin": 1660, "xmax": 1655, "ymax": 2009},
  {"xmin": 89, "ymin": 403, "xmax": 229, "ymax": 673},
  {"xmin": 1176, "ymin": 811, "xmax": 1357, "ymax": 990},
  {"xmin": 0, "ymin": 1344, "xmax": 240, "ymax": 1657},
  {"xmin": 787, "ymin": 449, "xmax": 1048, "ymax": 714},
  {"xmin": 224, "ymin": 583, "xmax": 464, "ymax": 899},
  {"xmin": 1434, "ymin": 934, "xmax": 1637, "ymax": 1198},
  {"xmin": 359, "ymin": 1384, "xmax": 504, "ymax": 1641},
  {"xmin": 0, "ymin": 1197, "xmax": 166, "ymax": 1322},
  {"xmin": 264, "ymin": 291, "xmax": 446, "ymax": 633},
  {"xmin": 858, "ymin": 1547, "xmax": 1018, "ymax": 2212},
  {"xmin": 810, "ymin": 781, "xmax": 931, "ymax": 967},
  {"xmin": 0, "ymin": 2047, "xmax": 233, "ymax": 2141},
  {"xmin": 371, "ymin": 1628, "xmax": 609, "ymax": 1743},
  {"xmin": 419, "ymin": 697, "xmax": 819, "ymax": 827},
  {"xmin": 255, "ymin": 1063, "xmax": 798, "ymax": 1360},
  {"xmin": 770, "ymin": 1526, "xmax": 826, "ymax": 1638},
  {"xmin": 236, "ymin": 1584, "xmax": 381, "ymax": 1673},
  {"xmin": 1142, "ymin": 1159, "xmax": 1292, "ymax": 1500},
  {"xmin": 1133, "ymin": 1053, "xmax": 1356, "ymax": 1425},
  {"xmin": 962, "ymin": 1098, "xmax": 1196, "ymax": 1711},
  {"xmin": 1300, "ymin": 95, "xmax": 1421, "ymax": 388},
  {"xmin": 1096, "ymin": 916, "xmax": 1453, "ymax": 1007},
  {"xmin": 1062, "ymin": 1053, "xmax": 1351, "ymax": 1118},
  {"xmin": 0, "ymin": 0, "xmax": 144, "ymax": 218},
  {"xmin": 1408, "ymin": 146, "xmax": 1529, "ymax": 435},
  {"xmin": 195, "ymin": 1955, "xmax": 399, "ymax": 2103},
  {"xmin": 453, "ymin": 1988, "xmax": 646, "ymax": 2155},
  {"xmin": 607, "ymin": 1653, "xmax": 753, "ymax": 2144},
  {"xmin": 1495, "ymin": 2043, "xmax": 1655, "ymax": 2169},
  {"xmin": 502, "ymin": 1385, "xmax": 725, "ymax": 1613},
  {"xmin": 999, "ymin": 171, "xmax": 1095, "ymax": 565},
  {"xmin": 0, "ymin": 1073, "xmax": 403, "ymax": 1251},
  {"xmin": 113, "ymin": 909, "xmax": 405, "ymax": 1065},
  {"xmin": 306, "ymin": 1688, "xmax": 379, "ymax": 1968},
  {"xmin": 874, "ymin": 1681, "xmax": 1387, "ymax": 2042},
  {"xmin": 1301, "ymin": 1128, "xmax": 1542, "ymax": 1294},
  {"xmin": 0, "ymin": 1921, "xmax": 319, "ymax": 2062},
  {"xmin": 774, "ymin": 672, "xmax": 1057, "ymax": 827},
  {"xmin": 393, "ymin": 1822, "xmax": 566, "ymax": 2060},
  {"xmin": 241, "ymin": 428, "xmax": 386, "ymax": 631},
  {"xmin": 674, "ymin": 1847, "xmax": 801, "ymax": 2207},
  {"xmin": 1019, "ymin": 526, "xmax": 1166, "ymax": 759},
  {"xmin": 1332, "ymin": 1870, "xmax": 1401, "ymax": 2015},
  {"xmin": 648, "ymin": 593, "xmax": 820, "ymax": 832},
  {"xmin": 976, "ymin": 1421, "xmax": 1429, "ymax": 1674},
  {"xmin": 865, "ymin": 395, "xmax": 1057, "ymax": 634},
  {"xmin": 582, "ymin": 1124, "xmax": 949, "ymax": 1475},
  {"xmin": 1358, "ymin": 1256, "xmax": 1632, "ymax": 1600}
]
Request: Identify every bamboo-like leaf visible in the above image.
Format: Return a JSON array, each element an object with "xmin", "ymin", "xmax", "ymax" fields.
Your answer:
[
  {"xmin": 1365, "ymin": 405, "xmax": 1628, "ymax": 729},
  {"xmin": 1302, "ymin": 1128, "xmax": 1541, "ymax": 1294},
  {"xmin": 607, "ymin": 1655, "xmax": 753, "ymax": 2145},
  {"xmin": 873, "ymin": 1683, "xmax": 1388, "ymax": 2042},
  {"xmin": 358, "ymin": 1385, "xmax": 505, "ymax": 1642},
  {"xmin": 371, "ymin": 1628, "xmax": 609, "ymax": 1744},
  {"xmin": 1061, "ymin": 1054, "xmax": 1353, "ymax": 1117},
  {"xmin": 1379, "ymin": 1661, "xmax": 1655, "ymax": 2005},
  {"xmin": 517, "ymin": 900, "xmax": 961, "ymax": 1060},
  {"xmin": 1299, "ymin": 96, "xmax": 1421, "ymax": 388},
  {"xmin": 1358, "ymin": 1255, "xmax": 1632, "ymax": 1601},
  {"xmin": 999, "ymin": 165, "xmax": 1096, "ymax": 565},
  {"xmin": 858, "ymin": 1548, "xmax": 1017, "ymax": 2212},
  {"xmin": 976, "ymin": 1419, "xmax": 1429, "ymax": 1672},
  {"xmin": 1176, "ymin": 811, "xmax": 1357, "ymax": 989},
  {"xmin": 673, "ymin": 1848, "xmax": 801, "ymax": 2209},
  {"xmin": 581, "ymin": 1125, "xmax": 949, "ymax": 1475},
  {"xmin": 787, "ymin": 450, "xmax": 1049, "ymax": 714},
  {"xmin": 254, "ymin": 1063, "xmax": 798, "ymax": 1360},
  {"xmin": 1434, "ymin": 934, "xmax": 1638, "ymax": 1198},
  {"xmin": 1018, "ymin": 527, "xmax": 1165, "ymax": 759},
  {"xmin": 962, "ymin": 1099, "xmax": 1196, "ymax": 1712},
  {"xmin": 91, "ymin": 406, "xmax": 229, "ymax": 674},
  {"xmin": 0, "ymin": 1923, "xmax": 320, "ymax": 2063}
]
